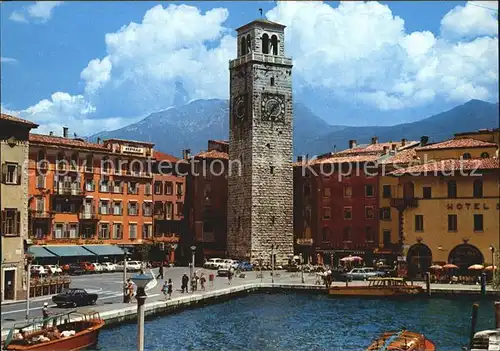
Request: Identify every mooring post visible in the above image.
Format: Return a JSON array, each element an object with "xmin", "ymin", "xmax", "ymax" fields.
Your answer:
[
  {"xmin": 425, "ymin": 272, "xmax": 431, "ymax": 297},
  {"xmin": 495, "ymin": 301, "xmax": 500, "ymax": 329},
  {"xmin": 469, "ymin": 303, "xmax": 479, "ymax": 350},
  {"xmin": 480, "ymin": 273, "xmax": 486, "ymax": 295}
]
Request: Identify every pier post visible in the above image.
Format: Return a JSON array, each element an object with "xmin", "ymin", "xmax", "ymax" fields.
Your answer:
[
  {"xmin": 495, "ymin": 301, "xmax": 500, "ymax": 329},
  {"xmin": 469, "ymin": 303, "xmax": 479, "ymax": 350},
  {"xmin": 480, "ymin": 273, "xmax": 486, "ymax": 295},
  {"xmin": 425, "ymin": 272, "xmax": 431, "ymax": 297}
]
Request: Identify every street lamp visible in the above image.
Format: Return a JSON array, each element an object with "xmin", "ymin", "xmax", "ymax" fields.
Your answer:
[
  {"xmin": 489, "ymin": 245, "xmax": 496, "ymax": 272},
  {"xmin": 123, "ymin": 250, "xmax": 129, "ymax": 303},
  {"xmin": 25, "ymin": 254, "xmax": 33, "ymax": 321},
  {"xmin": 271, "ymin": 244, "xmax": 279, "ymax": 284},
  {"xmin": 299, "ymin": 253, "xmax": 304, "ymax": 284},
  {"xmin": 190, "ymin": 246, "xmax": 196, "ymax": 291},
  {"xmin": 131, "ymin": 273, "xmax": 152, "ymax": 351}
]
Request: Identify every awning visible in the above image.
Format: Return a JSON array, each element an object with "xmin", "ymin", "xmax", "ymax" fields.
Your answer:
[
  {"xmin": 44, "ymin": 245, "xmax": 96, "ymax": 257},
  {"xmin": 83, "ymin": 245, "xmax": 125, "ymax": 256},
  {"xmin": 28, "ymin": 246, "xmax": 56, "ymax": 258}
]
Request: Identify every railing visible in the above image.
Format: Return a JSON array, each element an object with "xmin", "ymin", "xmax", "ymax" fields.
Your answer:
[
  {"xmin": 390, "ymin": 197, "xmax": 419, "ymax": 209},
  {"xmin": 229, "ymin": 52, "xmax": 293, "ymax": 68},
  {"xmin": 29, "ymin": 210, "xmax": 53, "ymax": 219},
  {"xmin": 78, "ymin": 211, "xmax": 101, "ymax": 220},
  {"xmin": 54, "ymin": 186, "xmax": 84, "ymax": 195}
]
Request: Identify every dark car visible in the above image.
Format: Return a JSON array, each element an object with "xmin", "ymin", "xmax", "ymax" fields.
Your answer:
[
  {"xmin": 237, "ymin": 262, "xmax": 253, "ymax": 271},
  {"xmin": 52, "ymin": 288, "xmax": 98, "ymax": 307},
  {"xmin": 64, "ymin": 263, "xmax": 85, "ymax": 275}
]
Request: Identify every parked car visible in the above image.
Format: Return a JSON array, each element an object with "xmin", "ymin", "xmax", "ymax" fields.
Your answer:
[
  {"xmin": 101, "ymin": 262, "xmax": 116, "ymax": 272},
  {"xmin": 80, "ymin": 262, "xmax": 95, "ymax": 274},
  {"xmin": 237, "ymin": 262, "xmax": 253, "ymax": 271},
  {"xmin": 92, "ymin": 263, "xmax": 104, "ymax": 273},
  {"xmin": 217, "ymin": 266, "xmax": 230, "ymax": 277},
  {"xmin": 31, "ymin": 265, "xmax": 47, "ymax": 276},
  {"xmin": 115, "ymin": 260, "xmax": 142, "ymax": 272},
  {"xmin": 203, "ymin": 258, "xmax": 223, "ymax": 269},
  {"xmin": 52, "ymin": 288, "xmax": 98, "ymax": 308},
  {"xmin": 343, "ymin": 267, "xmax": 385, "ymax": 281},
  {"xmin": 63, "ymin": 263, "xmax": 85, "ymax": 275}
]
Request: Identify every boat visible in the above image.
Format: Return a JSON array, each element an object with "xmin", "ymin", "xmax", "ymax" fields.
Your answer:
[
  {"xmin": 3, "ymin": 310, "xmax": 105, "ymax": 351},
  {"xmin": 366, "ymin": 329, "xmax": 436, "ymax": 351},
  {"xmin": 328, "ymin": 277, "xmax": 423, "ymax": 297}
]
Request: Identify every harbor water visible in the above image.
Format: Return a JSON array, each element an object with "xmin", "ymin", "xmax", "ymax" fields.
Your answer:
[{"xmin": 97, "ymin": 293, "xmax": 496, "ymax": 351}]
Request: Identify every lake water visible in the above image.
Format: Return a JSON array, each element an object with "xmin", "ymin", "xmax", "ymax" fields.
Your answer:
[{"xmin": 97, "ymin": 293, "xmax": 496, "ymax": 351}]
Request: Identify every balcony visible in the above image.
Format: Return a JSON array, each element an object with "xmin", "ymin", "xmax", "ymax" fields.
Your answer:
[
  {"xmin": 54, "ymin": 185, "xmax": 84, "ymax": 196},
  {"xmin": 29, "ymin": 210, "xmax": 53, "ymax": 219},
  {"xmin": 126, "ymin": 170, "xmax": 152, "ymax": 178},
  {"xmin": 229, "ymin": 52, "xmax": 293, "ymax": 69},
  {"xmin": 390, "ymin": 197, "xmax": 419, "ymax": 210},
  {"xmin": 78, "ymin": 211, "xmax": 101, "ymax": 221}
]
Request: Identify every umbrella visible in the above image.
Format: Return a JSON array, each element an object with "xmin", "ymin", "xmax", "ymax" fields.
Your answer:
[
  {"xmin": 340, "ymin": 256, "xmax": 363, "ymax": 262},
  {"xmin": 429, "ymin": 265, "xmax": 443, "ymax": 270},
  {"xmin": 468, "ymin": 264, "xmax": 484, "ymax": 270},
  {"xmin": 484, "ymin": 265, "xmax": 497, "ymax": 271},
  {"xmin": 442, "ymin": 264, "xmax": 458, "ymax": 269}
]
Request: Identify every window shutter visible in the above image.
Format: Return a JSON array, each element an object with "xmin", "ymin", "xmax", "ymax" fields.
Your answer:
[
  {"xmin": 15, "ymin": 211, "xmax": 21, "ymax": 235},
  {"xmin": 17, "ymin": 167, "xmax": 21, "ymax": 185},
  {"xmin": 98, "ymin": 202, "xmax": 102, "ymax": 214},
  {"xmin": 1, "ymin": 210, "xmax": 6, "ymax": 234},
  {"xmin": 127, "ymin": 202, "xmax": 131, "ymax": 215},
  {"xmin": 1, "ymin": 164, "xmax": 7, "ymax": 184}
]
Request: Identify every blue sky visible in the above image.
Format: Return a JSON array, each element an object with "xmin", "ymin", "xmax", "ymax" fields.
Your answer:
[{"xmin": 1, "ymin": 1, "xmax": 498, "ymax": 135}]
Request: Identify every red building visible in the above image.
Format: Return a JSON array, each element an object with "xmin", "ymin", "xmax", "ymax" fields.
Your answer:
[
  {"xmin": 181, "ymin": 140, "xmax": 228, "ymax": 264},
  {"xmin": 294, "ymin": 137, "xmax": 415, "ymax": 266}
]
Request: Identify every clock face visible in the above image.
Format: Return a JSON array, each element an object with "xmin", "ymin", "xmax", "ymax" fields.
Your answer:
[
  {"xmin": 232, "ymin": 95, "xmax": 247, "ymax": 123},
  {"xmin": 261, "ymin": 93, "xmax": 285, "ymax": 123}
]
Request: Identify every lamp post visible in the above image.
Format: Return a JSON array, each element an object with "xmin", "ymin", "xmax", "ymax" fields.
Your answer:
[
  {"xmin": 271, "ymin": 244, "xmax": 279, "ymax": 284},
  {"xmin": 489, "ymin": 245, "xmax": 496, "ymax": 272},
  {"xmin": 26, "ymin": 255, "xmax": 33, "ymax": 321},
  {"xmin": 123, "ymin": 251, "xmax": 129, "ymax": 303},
  {"xmin": 131, "ymin": 273, "xmax": 152, "ymax": 351},
  {"xmin": 299, "ymin": 253, "xmax": 304, "ymax": 284},
  {"xmin": 259, "ymin": 256, "xmax": 263, "ymax": 282},
  {"xmin": 190, "ymin": 245, "xmax": 196, "ymax": 291}
]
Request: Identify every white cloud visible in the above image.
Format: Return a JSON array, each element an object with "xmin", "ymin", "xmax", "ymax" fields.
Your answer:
[
  {"xmin": 80, "ymin": 57, "xmax": 112, "ymax": 94},
  {"xmin": 441, "ymin": 1, "xmax": 498, "ymax": 40},
  {"xmin": 1, "ymin": 57, "xmax": 18, "ymax": 64},
  {"xmin": 10, "ymin": 1, "xmax": 62, "ymax": 24}
]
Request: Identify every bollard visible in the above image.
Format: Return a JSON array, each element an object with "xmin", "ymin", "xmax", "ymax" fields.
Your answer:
[
  {"xmin": 495, "ymin": 301, "xmax": 500, "ymax": 329},
  {"xmin": 425, "ymin": 272, "xmax": 431, "ymax": 297},
  {"xmin": 480, "ymin": 273, "xmax": 486, "ymax": 295},
  {"xmin": 469, "ymin": 303, "xmax": 479, "ymax": 350}
]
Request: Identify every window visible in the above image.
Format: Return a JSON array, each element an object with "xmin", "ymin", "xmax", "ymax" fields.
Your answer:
[
  {"xmin": 382, "ymin": 185, "xmax": 391, "ymax": 198},
  {"xmin": 154, "ymin": 201, "xmax": 163, "ymax": 215},
  {"xmin": 324, "ymin": 187, "xmax": 331, "ymax": 198},
  {"xmin": 69, "ymin": 223, "xmax": 78, "ymax": 238},
  {"xmin": 383, "ymin": 230, "xmax": 391, "ymax": 247},
  {"xmin": 70, "ymin": 153, "xmax": 78, "ymax": 171},
  {"xmin": 99, "ymin": 200, "xmax": 110, "ymax": 215},
  {"xmin": 99, "ymin": 178, "xmax": 109, "ymax": 192},
  {"xmin": 473, "ymin": 179, "xmax": 483, "ymax": 198},
  {"xmin": 415, "ymin": 215, "xmax": 424, "ymax": 232},
  {"xmin": 365, "ymin": 184, "xmax": 374, "ymax": 197},
  {"xmin": 35, "ymin": 197, "xmax": 44, "ymax": 212},
  {"xmin": 129, "ymin": 224, "xmax": 137, "ymax": 239},
  {"xmin": 1, "ymin": 209, "xmax": 20, "ymax": 236},
  {"xmin": 165, "ymin": 182, "xmax": 173, "ymax": 195},
  {"xmin": 176, "ymin": 183, "xmax": 183, "ymax": 196},
  {"xmin": 113, "ymin": 223, "xmax": 123, "ymax": 239},
  {"xmin": 365, "ymin": 206, "xmax": 375, "ymax": 219},
  {"xmin": 128, "ymin": 202, "xmax": 138, "ymax": 216},
  {"xmin": 343, "ymin": 185, "xmax": 352, "ymax": 198},
  {"xmin": 113, "ymin": 202, "xmax": 122, "ymax": 216},
  {"xmin": 85, "ymin": 155, "xmax": 93, "ymax": 172},
  {"xmin": 448, "ymin": 214, "xmax": 457, "ymax": 232},
  {"xmin": 343, "ymin": 207, "xmax": 352, "ymax": 220},
  {"xmin": 2, "ymin": 163, "xmax": 20, "ymax": 185},
  {"xmin": 270, "ymin": 166, "xmax": 274, "ymax": 174},
  {"xmin": 144, "ymin": 183, "xmax": 152, "ymax": 196},
  {"xmin": 128, "ymin": 182, "xmax": 138, "ymax": 195},
  {"xmin": 36, "ymin": 174, "xmax": 45, "ymax": 188},
  {"xmin": 463, "ymin": 153, "xmax": 471, "ymax": 159},
  {"xmin": 323, "ymin": 207, "xmax": 331, "ymax": 220},
  {"xmin": 54, "ymin": 223, "xmax": 64, "ymax": 239},
  {"xmin": 166, "ymin": 202, "xmax": 173, "ymax": 220},
  {"xmin": 111, "ymin": 181, "xmax": 123, "ymax": 194},
  {"xmin": 422, "ymin": 186, "xmax": 432, "ymax": 199},
  {"xmin": 176, "ymin": 202, "xmax": 184, "ymax": 216},
  {"xmin": 143, "ymin": 202, "xmax": 152, "ymax": 216},
  {"xmin": 481, "ymin": 152, "xmax": 489, "ymax": 158},
  {"xmin": 85, "ymin": 178, "xmax": 95, "ymax": 192},
  {"xmin": 142, "ymin": 224, "xmax": 152, "ymax": 239},
  {"xmin": 447, "ymin": 180, "xmax": 457, "ymax": 198},
  {"xmin": 154, "ymin": 181, "xmax": 162, "ymax": 195},
  {"xmin": 270, "ymin": 77, "xmax": 275, "ymax": 86},
  {"xmin": 99, "ymin": 223, "xmax": 110, "ymax": 239},
  {"xmin": 365, "ymin": 226, "xmax": 374, "ymax": 242},
  {"xmin": 473, "ymin": 214, "xmax": 483, "ymax": 232},
  {"xmin": 321, "ymin": 227, "xmax": 330, "ymax": 242},
  {"xmin": 102, "ymin": 157, "xmax": 110, "ymax": 174},
  {"xmin": 343, "ymin": 227, "xmax": 352, "ymax": 242},
  {"xmin": 380, "ymin": 207, "xmax": 391, "ymax": 221}
]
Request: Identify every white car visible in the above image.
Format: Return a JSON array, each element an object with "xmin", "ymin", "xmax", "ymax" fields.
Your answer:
[
  {"xmin": 204, "ymin": 258, "xmax": 223, "ymax": 269},
  {"xmin": 101, "ymin": 262, "xmax": 116, "ymax": 272},
  {"xmin": 115, "ymin": 260, "xmax": 142, "ymax": 272},
  {"xmin": 45, "ymin": 265, "xmax": 62, "ymax": 275},
  {"xmin": 92, "ymin": 263, "xmax": 104, "ymax": 273},
  {"xmin": 31, "ymin": 265, "xmax": 47, "ymax": 276},
  {"xmin": 219, "ymin": 259, "xmax": 237, "ymax": 269}
]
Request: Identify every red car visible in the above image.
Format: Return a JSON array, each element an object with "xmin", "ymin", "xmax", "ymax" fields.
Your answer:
[{"xmin": 80, "ymin": 262, "xmax": 95, "ymax": 274}]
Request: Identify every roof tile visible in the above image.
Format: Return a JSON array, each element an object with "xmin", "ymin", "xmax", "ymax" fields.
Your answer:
[
  {"xmin": 417, "ymin": 138, "xmax": 497, "ymax": 151},
  {"xmin": 29, "ymin": 133, "xmax": 109, "ymax": 151},
  {"xmin": 195, "ymin": 150, "xmax": 228, "ymax": 160},
  {"xmin": 390, "ymin": 158, "xmax": 500, "ymax": 176},
  {"xmin": 0, "ymin": 113, "xmax": 38, "ymax": 127}
]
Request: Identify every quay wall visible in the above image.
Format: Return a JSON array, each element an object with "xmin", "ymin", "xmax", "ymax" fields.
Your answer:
[{"xmin": 2, "ymin": 283, "xmax": 499, "ymax": 340}]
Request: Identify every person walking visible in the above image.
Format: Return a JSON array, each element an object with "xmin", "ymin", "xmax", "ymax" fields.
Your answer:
[
  {"xmin": 127, "ymin": 278, "xmax": 134, "ymax": 302},
  {"xmin": 181, "ymin": 273, "xmax": 189, "ymax": 293},
  {"xmin": 162, "ymin": 280, "xmax": 169, "ymax": 297},
  {"xmin": 228, "ymin": 267, "xmax": 233, "ymax": 285},
  {"xmin": 156, "ymin": 264, "xmax": 164, "ymax": 280},
  {"xmin": 200, "ymin": 273, "xmax": 206, "ymax": 290},
  {"xmin": 42, "ymin": 302, "xmax": 51, "ymax": 328},
  {"xmin": 167, "ymin": 278, "xmax": 173, "ymax": 299}
]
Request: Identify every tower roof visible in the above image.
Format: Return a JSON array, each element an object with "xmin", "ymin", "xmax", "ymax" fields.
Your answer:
[{"xmin": 236, "ymin": 19, "xmax": 286, "ymax": 33}]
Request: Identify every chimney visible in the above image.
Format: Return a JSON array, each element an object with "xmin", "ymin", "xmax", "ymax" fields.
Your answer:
[
  {"xmin": 383, "ymin": 146, "xmax": 389, "ymax": 154},
  {"xmin": 97, "ymin": 137, "xmax": 101, "ymax": 144},
  {"xmin": 420, "ymin": 135, "xmax": 429, "ymax": 147},
  {"xmin": 183, "ymin": 149, "xmax": 191, "ymax": 160},
  {"xmin": 349, "ymin": 140, "xmax": 357, "ymax": 149},
  {"xmin": 401, "ymin": 138, "xmax": 407, "ymax": 146},
  {"xmin": 391, "ymin": 143, "xmax": 397, "ymax": 151},
  {"xmin": 371, "ymin": 136, "xmax": 378, "ymax": 145},
  {"xmin": 63, "ymin": 127, "xmax": 68, "ymax": 138},
  {"xmin": 49, "ymin": 131, "xmax": 53, "ymax": 136},
  {"xmin": 297, "ymin": 156, "xmax": 303, "ymax": 163}
]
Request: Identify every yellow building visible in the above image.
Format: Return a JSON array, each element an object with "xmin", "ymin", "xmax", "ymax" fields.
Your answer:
[{"xmin": 390, "ymin": 134, "xmax": 499, "ymax": 278}]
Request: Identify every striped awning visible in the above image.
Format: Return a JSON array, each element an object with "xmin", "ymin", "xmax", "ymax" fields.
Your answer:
[{"xmin": 28, "ymin": 246, "xmax": 56, "ymax": 258}]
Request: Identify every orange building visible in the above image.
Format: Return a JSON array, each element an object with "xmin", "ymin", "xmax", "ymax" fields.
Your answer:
[{"xmin": 27, "ymin": 129, "xmax": 156, "ymax": 260}]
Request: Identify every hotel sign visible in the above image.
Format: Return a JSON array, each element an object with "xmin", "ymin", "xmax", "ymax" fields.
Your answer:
[
  {"xmin": 446, "ymin": 203, "xmax": 500, "ymax": 210},
  {"xmin": 296, "ymin": 238, "xmax": 313, "ymax": 246},
  {"xmin": 122, "ymin": 145, "xmax": 144, "ymax": 154}
]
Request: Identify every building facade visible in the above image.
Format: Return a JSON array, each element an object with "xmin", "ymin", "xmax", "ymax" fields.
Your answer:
[
  {"xmin": 227, "ymin": 19, "xmax": 294, "ymax": 265},
  {"xmin": 183, "ymin": 140, "xmax": 228, "ymax": 264},
  {"xmin": 1, "ymin": 113, "xmax": 38, "ymax": 301}
]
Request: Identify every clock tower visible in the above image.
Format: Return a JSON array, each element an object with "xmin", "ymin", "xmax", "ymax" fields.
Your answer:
[{"xmin": 227, "ymin": 19, "xmax": 293, "ymax": 265}]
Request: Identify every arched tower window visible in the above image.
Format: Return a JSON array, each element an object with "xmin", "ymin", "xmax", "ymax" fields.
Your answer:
[
  {"xmin": 246, "ymin": 35, "xmax": 251, "ymax": 53},
  {"xmin": 262, "ymin": 33, "xmax": 269, "ymax": 54},
  {"xmin": 71, "ymin": 152, "xmax": 78, "ymax": 170},
  {"xmin": 240, "ymin": 36, "xmax": 247, "ymax": 56},
  {"xmin": 37, "ymin": 150, "xmax": 45, "ymax": 162},
  {"xmin": 271, "ymin": 35, "xmax": 278, "ymax": 55}
]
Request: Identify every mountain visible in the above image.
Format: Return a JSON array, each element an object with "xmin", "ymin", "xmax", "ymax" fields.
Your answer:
[
  {"xmin": 90, "ymin": 99, "xmax": 498, "ymax": 157},
  {"xmin": 90, "ymin": 99, "xmax": 343, "ymax": 157},
  {"xmin": 307, "ymin": 99, "xmax": 499, "ymax": 155}
]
